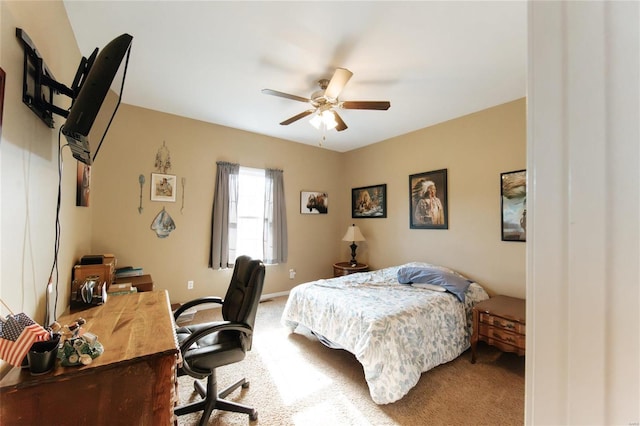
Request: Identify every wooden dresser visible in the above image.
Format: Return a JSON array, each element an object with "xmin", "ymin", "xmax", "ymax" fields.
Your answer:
[
  {"xmin": 471, "ymin": 295, "xmax": 525, "ymax": 363},
  {"xmin": 0, "ymin": 291, "xmax": 180, "ymax": 425}
]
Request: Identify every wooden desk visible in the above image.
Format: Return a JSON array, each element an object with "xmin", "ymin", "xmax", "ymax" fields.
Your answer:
[{"xmin": 0, "ymin": 291, "xmax": 179, "ymax": 425}]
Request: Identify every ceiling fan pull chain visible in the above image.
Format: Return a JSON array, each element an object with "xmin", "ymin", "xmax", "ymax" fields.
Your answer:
[{"xmin": 319, "ymin": 127, "xmax": 327, "ymax": 147}]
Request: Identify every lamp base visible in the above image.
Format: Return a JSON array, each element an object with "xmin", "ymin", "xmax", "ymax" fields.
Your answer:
[{"xmin": 349, "ymin": 242, "xmax": 358, "ymax": 266}]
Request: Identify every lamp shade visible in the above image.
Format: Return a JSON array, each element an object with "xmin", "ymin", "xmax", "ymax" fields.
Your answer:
[{"xmin": 342, "ymin": 224, "xmax": 365, "ymax": 242}]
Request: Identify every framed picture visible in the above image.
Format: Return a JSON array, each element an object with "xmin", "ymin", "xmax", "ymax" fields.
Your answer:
[
  {"xmin": 300, "ymin": 191, "xmax": 327, "ymax": 214},
  {"xmin": 409, "ymin": 169, "xmax": 448, "ymax": 229},
  {"xmin": 76, "ymin": 162, "xmax": 91, "ymax": 207},
  {"xmin": 151, "ymin": 173, "xmax": 177, "ymax": 202},
  {"xmin": 500, "ymin": 169, "xmax": 526, "ymax": 242},
  {"xmin": 352, "ymin": 184, "xmax": 387, "ymax": 218}
]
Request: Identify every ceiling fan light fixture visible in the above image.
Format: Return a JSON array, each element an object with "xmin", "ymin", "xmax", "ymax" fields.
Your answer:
[
  {"xmin": 263, "ymin": 67, "xmax": 390, "ymax": 132},
  {"xmin": 309, "ymin": 110, "xmax": 338, "ymax": 131},
  {"xmin": 322, "ymin": 110, "xmax": 338, "ymax": 130},
  {"xmin": 309, "ymin": 113, "xmax": 323, "ymax": 129}
]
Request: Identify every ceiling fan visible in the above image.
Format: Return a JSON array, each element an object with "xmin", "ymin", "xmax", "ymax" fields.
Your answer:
[{"xmin": 262, "ymin": 68, "xmax": 390, "ymax": 132}]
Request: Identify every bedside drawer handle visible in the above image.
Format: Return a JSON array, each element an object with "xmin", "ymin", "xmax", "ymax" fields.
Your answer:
[
  {"xmin": 494, "ymin": 332, "xmax": 516, "ymax": 343},
  {"xmin": 495, "ymin": 320, "xmax": 515, "ymax": 329}
]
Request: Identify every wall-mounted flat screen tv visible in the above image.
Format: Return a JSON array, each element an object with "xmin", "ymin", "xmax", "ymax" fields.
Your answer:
[{"xmin": 17, "ymin": 29, "xmax": 133, "ymax": 165}]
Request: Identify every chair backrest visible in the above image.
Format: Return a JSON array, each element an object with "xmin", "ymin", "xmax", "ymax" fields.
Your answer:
[{"xmin": 222, "ymin": 256, "xmax": 265, "ymax": 343}]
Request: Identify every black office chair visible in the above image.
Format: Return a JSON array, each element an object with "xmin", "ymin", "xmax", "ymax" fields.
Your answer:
[{"xmin": 173, "ymin": 255, "xmax": 265, "ymax": 424}]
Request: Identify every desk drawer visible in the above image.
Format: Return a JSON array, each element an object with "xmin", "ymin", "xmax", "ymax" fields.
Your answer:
[
  {"xmin": 478, "ymin": 324, "xmax": 525, "ymax": 349},
  {"xmin": 479, "ymin": 313, "xmax": 526, "ymax": 334}
]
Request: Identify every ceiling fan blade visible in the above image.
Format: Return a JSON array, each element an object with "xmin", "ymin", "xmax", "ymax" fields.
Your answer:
[
  {"xmin": 324, "ymin": 68, "xmax": 353, "ymax": 100},
  {"xmin": 341, "ymin": 101, "xmax": 391, "ymax": 110},
  {"xmin": 280, "ymin": 109, "xmax": 314, "ymax": 125},
  {"xmin": 262, "ymin": 88, "xmax": 310, "ymax": 103},
  {"xmin": 333, "ymin": 111, "xmax": 348, "ymax": 132}
]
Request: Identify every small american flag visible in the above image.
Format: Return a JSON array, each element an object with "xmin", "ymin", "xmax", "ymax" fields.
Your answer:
[{"xmin": 0, "ymin": 313, "xmax": 51, "ymax": 367}]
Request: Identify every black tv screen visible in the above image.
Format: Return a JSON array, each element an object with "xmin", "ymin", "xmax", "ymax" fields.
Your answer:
[{"xmin": 62, "ymin": 33, "xmax": 133, "ymax": 165}]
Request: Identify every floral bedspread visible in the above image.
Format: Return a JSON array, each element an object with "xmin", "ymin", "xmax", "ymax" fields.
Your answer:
[{"xmin": 281, "ymin": 262, "xmax": 489, "ymax": 404}]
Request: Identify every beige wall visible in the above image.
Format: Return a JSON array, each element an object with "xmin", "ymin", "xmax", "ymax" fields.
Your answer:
[
  {"xmin": 90, "ymin": 105, "xmax": 346, "ymax": 303},
  {"xmin": 89, "ymin": 100, "xmax": 525, "ymax": 304},
  {"xmin": 1, "ymin": 1, "xmax": 90, "ymax": 328},
  {"xmin": 343, "ymin": 99, "xmax": 526, "ymax": 297}
]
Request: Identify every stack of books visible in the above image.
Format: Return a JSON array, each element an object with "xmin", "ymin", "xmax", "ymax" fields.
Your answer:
[
  {"xmin": 107, "ymin": 282, "xmax": 137, "ymax": 296},
  {"xmin": 115, "ymin": 266, "xmax": 144, "ymax": 279}
]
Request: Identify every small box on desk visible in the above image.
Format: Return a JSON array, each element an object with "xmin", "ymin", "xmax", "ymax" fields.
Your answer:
[
  {"xmin": 115, "ymin": 274, "xmax": 154, "ymax": 292},
  {"xmin": 80, "ymin": 255, "xmax": 104, "ymax": 265}
]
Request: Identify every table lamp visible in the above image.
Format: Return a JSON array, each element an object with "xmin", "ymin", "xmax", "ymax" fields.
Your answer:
[{"xmin": 342, "ymin": 224, "xmax": 366, "ymax": 266}]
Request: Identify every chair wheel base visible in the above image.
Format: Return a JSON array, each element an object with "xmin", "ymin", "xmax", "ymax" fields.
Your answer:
[
  {"xmin": 242, "ymin": 381, "xmax": 250, "ymax": 389},
  {"xmin": 250, "ymin": 409, "xmax": 258, "ymax": 421}
]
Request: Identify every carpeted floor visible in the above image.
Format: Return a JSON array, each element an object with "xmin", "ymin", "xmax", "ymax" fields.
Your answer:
[{"xmin": 176, "ymin": 296, "xmax": 525, "ymax": 425}]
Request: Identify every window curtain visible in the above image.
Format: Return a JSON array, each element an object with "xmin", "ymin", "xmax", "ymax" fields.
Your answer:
[
  {"xmin": 209, "ymin": 161, "xmax": 239, "ymax": 269},
  {"xmin": 264, "ymin": 168, "xmax": 288, "ymax": 264}
]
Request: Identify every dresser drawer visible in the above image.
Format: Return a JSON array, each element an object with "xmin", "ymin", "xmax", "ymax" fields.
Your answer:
[
  {"xmin": 479, "ymin": 312, "xmax": 526, "ymax": 334},
  {"xmin": 481, "ymin": 336, "xmax": 525, "ymax": 356},
  {"xmin": 478, "ymin": 324, "xmax": 526, "ymax": 349}
]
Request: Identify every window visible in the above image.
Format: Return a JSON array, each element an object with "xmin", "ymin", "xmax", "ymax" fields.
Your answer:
[
  {"xmin": 210, "ymin": 162, "xmax": 288, "ymax": 268},
  {"xmin": 233, "ymin": 167, "xmax": 266, "ymax": 261}
]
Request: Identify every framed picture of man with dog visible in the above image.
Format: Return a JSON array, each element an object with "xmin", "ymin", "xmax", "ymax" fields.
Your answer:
[{"xmin": 352, "ymin": 184, "xmax": 387, "ymax": 218}]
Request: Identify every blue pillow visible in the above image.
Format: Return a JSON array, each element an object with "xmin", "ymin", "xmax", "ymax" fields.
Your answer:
[{"xmin": 397, "ymin": 266, "xmax": 472, "ymax": 302}]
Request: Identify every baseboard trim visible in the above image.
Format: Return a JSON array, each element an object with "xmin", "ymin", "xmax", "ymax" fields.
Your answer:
[{"xmin": 260, "ymin": 290, "xmax": 290, "ymax": 302}]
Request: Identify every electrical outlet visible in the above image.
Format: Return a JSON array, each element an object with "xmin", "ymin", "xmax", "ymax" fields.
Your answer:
[
  {"xmin": 289, "ymin": 269, "xmax": 296, "ymax": 279},
  {"xmin": 187, "ymin": 280, "xmax": 194, "ymax": 290}
]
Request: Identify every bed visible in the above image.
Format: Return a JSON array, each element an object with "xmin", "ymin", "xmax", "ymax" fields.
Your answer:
[{"xmin": 281, "ymin": 262, "xmax": 489, "ymax": 404}]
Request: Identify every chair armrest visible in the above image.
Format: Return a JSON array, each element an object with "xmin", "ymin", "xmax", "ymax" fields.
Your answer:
[
  {"xmin": 179, "ymin": 321, "xmax": 253, "ymax": 353},
  {"xmin": 179, "ymin": 321, "xmax": 253, "ymax": 378},
  {"xmin": 173, "ymin": 297, "xmax": 223, "ymax": 320}
]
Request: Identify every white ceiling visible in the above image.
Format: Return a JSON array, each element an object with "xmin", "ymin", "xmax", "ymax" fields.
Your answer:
[{"xmin": 63, "ymin": 1, "xmax": 526, "ymax": 152}]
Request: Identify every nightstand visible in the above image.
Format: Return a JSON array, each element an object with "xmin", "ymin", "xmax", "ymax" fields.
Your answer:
[
  {"xmin": 471, "ymin": 295, "xmax": 525, "ymax": 363},
  {"xmin": 333, "ymin": 262, "xmax": 369, "ymax": 277}
]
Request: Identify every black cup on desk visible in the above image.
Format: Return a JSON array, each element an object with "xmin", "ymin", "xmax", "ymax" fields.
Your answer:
[{"xmin": 27, "ymin": 336, "xmax": 60, "ymax": 375}]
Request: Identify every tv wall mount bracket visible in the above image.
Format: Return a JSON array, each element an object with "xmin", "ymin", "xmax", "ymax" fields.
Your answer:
[{"xmin": 16, "ymin": 28, "xmax": 95, "ymax": 128}]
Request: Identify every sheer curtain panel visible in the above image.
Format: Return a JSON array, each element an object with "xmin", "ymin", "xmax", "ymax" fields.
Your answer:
[
  {"xmin": 209, "ymin": 162, "xmax": 239, "ymax": 269},
  {"xmin": 264, "ymin": 168, "xmax": 288, "ymax": 264}
]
